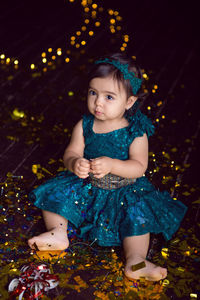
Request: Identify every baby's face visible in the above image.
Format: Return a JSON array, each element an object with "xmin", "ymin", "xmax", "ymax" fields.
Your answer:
[{"xmin": 87, "ymin": 76, "xmax": 131, "ymax": 122}]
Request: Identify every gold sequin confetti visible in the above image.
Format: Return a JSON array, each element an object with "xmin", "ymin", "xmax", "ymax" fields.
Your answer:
[
  {"xmin": 161, "ymin": 248, "xmax": 169, "ymax": 258},
  {"xmin": 12, "ymin": 108, "xmax": 25, "ymax": 119},
  {"xmin": 131, "ymin": 261, "xmax": 146, "ymax": 272}
]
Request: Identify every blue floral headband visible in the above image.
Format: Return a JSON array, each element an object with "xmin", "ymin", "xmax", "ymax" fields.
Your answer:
[{"xmin": 95, "ymin": 58, "xmax": 142, "ymax": 95}]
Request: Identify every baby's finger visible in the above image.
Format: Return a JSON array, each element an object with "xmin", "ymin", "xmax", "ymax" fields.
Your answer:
[
  {"xmin": 91, "ymin": 165, "xmax": 100, "ymax": 173},
  {"xmin": 79, "ymin": 174, "xmax": 89, "ymax": 179},
  {"xmin": 82, "ymin": 162, "xmax": 90, "ymax": 168},
  {"xmin": 77, "ymin": 168, "xmax": 89, "ymax": 176},
  {"xmin": 78, "ymin": 166, "xmax": 89, "ymax": 173},
  {"xmin": 80, "ymin": 160, "xmax": 90, "ymax": 167},
  {"xmin": 93, "ymin": 173, "xmax": 104, "ymax": 179},
  {"xmin": 90, "ymin": 160, "xmax": 100, "ymax": 168},
  {"xmin": 79, "ymin": 168, "xmax": 90, "ymax": 176}
]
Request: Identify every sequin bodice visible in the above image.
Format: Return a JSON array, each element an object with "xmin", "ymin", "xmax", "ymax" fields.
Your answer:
[{"xmin": 83, "ymin": 109, "xmax": 155, "ymax": 160}]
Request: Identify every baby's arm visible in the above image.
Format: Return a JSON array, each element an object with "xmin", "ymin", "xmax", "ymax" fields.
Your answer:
[
  {"xmin": 63, "ymin": 120, "xmax": 90, "ymax": 178},
  {"xmin": 91, "ymin": 133, "xmax": 148, "ymax": 179},
  {"xmin": 112, "ymin": 133, "xmax": 148, "ymax": 178}
]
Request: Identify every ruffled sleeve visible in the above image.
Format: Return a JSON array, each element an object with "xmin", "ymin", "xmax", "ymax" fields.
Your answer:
[{"xmin": 127, "ymin": 109, "xmax": 155, "ymax": 141}]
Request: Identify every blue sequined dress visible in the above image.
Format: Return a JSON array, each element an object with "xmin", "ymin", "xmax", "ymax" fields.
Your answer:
[{"xmin": 30, "ymin": 110, "xmax": 187, "ymax": 246}]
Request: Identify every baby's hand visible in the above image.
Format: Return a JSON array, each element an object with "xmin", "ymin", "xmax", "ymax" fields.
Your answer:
[
  {"xmin": 73, "ymin": 158, "xmax": 90, "ymax": 179},
  {"xmin": 90, "ymin": 157, "xmax": 113, "ymax": 178}
]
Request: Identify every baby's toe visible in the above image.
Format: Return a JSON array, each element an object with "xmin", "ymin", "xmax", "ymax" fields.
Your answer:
[
  {"xmin": 28, "ymin": 238, "xmax": 39, "ymax": 249},
  {"xmin": 161, "ymin": 267, "xmax": 167, "ymax": 279}
]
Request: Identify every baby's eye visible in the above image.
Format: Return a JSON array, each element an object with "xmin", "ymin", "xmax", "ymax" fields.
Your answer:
[
  {"xmin": 106, "ymin": 95, "xmax": 113, "ymax": 100},
  {"xmin": 89, "ymin": 90, "xmax": 96, "ymax": 96}
]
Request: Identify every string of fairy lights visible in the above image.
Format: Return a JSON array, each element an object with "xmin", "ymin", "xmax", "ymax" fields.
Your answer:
[{"xmin": 0, "ymin": 0, "xmax": 128, "ymax": 71}]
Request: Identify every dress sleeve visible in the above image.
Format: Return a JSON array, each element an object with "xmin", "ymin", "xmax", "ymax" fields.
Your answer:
[{"xmin": 128, "ymin": 109, "xmax": 155, "ymax": 141}]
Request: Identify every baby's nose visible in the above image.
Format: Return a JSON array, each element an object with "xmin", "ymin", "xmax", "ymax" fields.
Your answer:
[{"xmin": 95, "ymin": 96, "xmax": 103, "ymax": 105}]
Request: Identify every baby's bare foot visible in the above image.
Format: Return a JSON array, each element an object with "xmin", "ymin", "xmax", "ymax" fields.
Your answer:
[
  {"xmin": 125, "ymin": 256, "xmax": 167, "ymax": 281},
  {"xmin": 28, "ymin": 227, "xmax": 69, "ymax": 251}
]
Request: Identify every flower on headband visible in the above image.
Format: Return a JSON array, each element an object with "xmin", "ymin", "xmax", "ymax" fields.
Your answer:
[{"xmin": 95, "ymin": 58, "xmax": 142, "ymax": 95}]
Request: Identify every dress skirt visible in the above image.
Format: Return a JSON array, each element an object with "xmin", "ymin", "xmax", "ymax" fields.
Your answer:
[{"xmin": 29, "ymin": 170, "xmax": 187, "ymax": 247}]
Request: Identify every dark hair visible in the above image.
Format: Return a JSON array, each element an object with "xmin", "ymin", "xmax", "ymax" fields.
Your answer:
[{"xmin": 87, "ymin": 53, "xmax": 144, "ymax": 99}]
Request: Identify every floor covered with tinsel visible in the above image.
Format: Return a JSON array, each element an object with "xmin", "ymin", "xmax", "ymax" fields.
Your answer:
[{"xmin": 0, "ymin": 0, "xmax": 199, "ymax": 299}]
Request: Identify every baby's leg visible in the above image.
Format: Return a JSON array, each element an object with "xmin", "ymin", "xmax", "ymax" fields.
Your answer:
[
  {"xmin": 123, "ymin": 233, "xmax": 167, "ymax": 281},
  {"xmin": 28, "ymin": 210, "xmax": 69, "ymax": 251}
]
